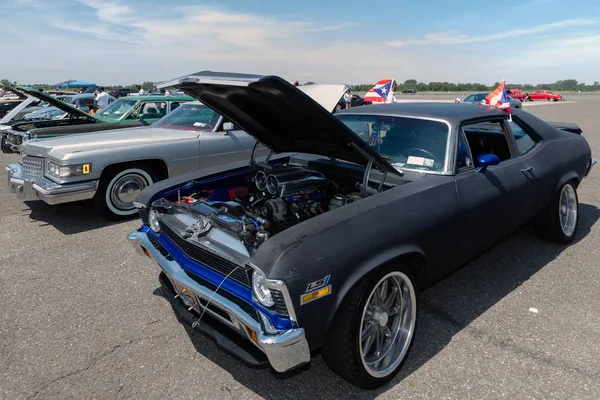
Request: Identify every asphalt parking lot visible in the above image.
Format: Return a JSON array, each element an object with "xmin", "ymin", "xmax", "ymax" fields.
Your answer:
[{"xmin": 1, "ymin": 98, "xmax": 599, "ymax": 400}]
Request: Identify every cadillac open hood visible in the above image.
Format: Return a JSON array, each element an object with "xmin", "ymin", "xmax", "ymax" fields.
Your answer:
[
  {"xmin": 156, "ymin": 71, "xmax": 397, "ymax": 174},
  {"xmin": 16, "ymin": 86, "xmax": 100, "ymax": 123}
]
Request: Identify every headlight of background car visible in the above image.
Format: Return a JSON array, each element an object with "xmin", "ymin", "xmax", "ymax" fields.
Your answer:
[
  {"xmin": 252, "ymin": 268, "xmax": 274, "ymax": 307},
  {"xmin": 148, "ymin": 209, "xmax": 161, "ymax": 233},
  {"xmin": 46, "ymin": 160, "xmax": 91, "ymax": 178}
]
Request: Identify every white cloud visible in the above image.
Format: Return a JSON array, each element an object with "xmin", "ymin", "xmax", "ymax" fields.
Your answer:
[
  {"xmin": 385, "ymin": 18, "xmax": 598, "ymax": 46},
  {"xmin": 2, "ymin": 1, "xmax": 600, "ymax": 86}
]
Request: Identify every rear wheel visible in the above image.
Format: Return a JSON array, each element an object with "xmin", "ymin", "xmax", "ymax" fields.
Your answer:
[
  {"xmin": 534, "ymin": 181, "xmax": 579, "ymax": 243},
  {"xmin": 93, "ymin": 164, "xmax": 156, "ymax": 220},
  {"xmin": 321, "ymin": 265, "xmax": 418, "ymax": 389}
]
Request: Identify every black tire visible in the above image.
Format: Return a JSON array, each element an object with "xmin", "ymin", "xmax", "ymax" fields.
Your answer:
[
  {"xmin": 93, "ymin": 163, "xmax": 156, "ymax": 220},
  {"xmin": 534, "ymin": 181, "xmax": 579, "ymax": 243},
  {"xmin": 549, "ymin": 97, "xmax": 555, "ymax": 102},
  {"xmin": 321, "ymin": 264, "xmax": 418, "ymax": 389}
]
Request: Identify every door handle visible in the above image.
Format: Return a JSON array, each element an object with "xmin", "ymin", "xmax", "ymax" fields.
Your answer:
[{"xmin": 520, "ymin": 166, "xmax": 535, "ymax": 179}]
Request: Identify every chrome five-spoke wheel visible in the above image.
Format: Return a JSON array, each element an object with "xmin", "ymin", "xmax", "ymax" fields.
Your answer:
[
  {"xmin": 559, "ymin": 183, "xmax": 578, "ymax": 237},
  {"xmin": 359, "ymin": 271, "xmax": 416, "ymax": 378}
]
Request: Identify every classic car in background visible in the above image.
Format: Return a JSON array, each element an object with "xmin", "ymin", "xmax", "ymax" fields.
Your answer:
[
  {"xmin": 109, "ymin": 88, "xmax": 134, "ymax": 98},
  {"xmin": 459, "ymin": 92, "xmax": 522, "ymax": 109},
  {"xmin": 0, "ymin": 85, "xmax": 30, "ymax": 118},
  {"xmin": 1, "ymin": 89, "xmax": 193, "ymax": 153},
  {"xmin": 93, "ymin": 94, "xmax": 195, "ymax": 125},
  {"xmin": 335, "ymin": 93, "xmax": 369, "ymax": 111},
  {"xmin": 6, "ymin": 82, "xmax": 345, "ymax": 219},
  {"xmin": 527, "ymin": 90, "xmax": 564, "ymax": 101},
  {"xmin": 127, "ymin": 72, "xmax": 595, "ymax": 389}
]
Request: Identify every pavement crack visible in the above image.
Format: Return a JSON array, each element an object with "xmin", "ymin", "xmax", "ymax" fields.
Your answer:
[{"xmin": 26, "ymin": 332, "xmax": 175, "ymax": 399}]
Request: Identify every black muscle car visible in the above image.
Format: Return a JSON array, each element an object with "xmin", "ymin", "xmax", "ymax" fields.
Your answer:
[{"xmin": 128, "ymin": 71, "xmax": 596, "ymax": 389}]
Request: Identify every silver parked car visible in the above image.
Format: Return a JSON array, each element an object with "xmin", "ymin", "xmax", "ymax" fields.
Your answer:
[{"xmin": 6, "ymin": 84, "xmax": 346, "ymax": 220}]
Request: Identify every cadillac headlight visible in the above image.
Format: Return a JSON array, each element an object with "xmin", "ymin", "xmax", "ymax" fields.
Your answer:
[
  {"xmin": 252, "ymin": 268, "xmax": 274, "ymax": 307},
  {"xmin": 148, "ymin": 209, "xmax": 161, "ymax": 233},
  {"xmin": 46, "ymin": 160, "xmax": 91, "ymax": 178}
]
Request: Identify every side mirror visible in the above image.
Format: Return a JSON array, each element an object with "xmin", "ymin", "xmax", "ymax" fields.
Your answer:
[
  {"xmin": 222, "ymin": 122, "xmax": 234, "ymax": 134},
  {"xmin": 477, "ymin": 153, "xmax": 500, "ymax": 172}
]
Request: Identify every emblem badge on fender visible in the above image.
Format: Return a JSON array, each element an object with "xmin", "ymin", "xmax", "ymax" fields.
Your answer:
[{"xmin": 305, "ymin": 275, "xmax": 330, "ymax": 293}]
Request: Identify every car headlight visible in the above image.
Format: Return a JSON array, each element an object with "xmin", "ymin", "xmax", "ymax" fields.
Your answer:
[
  {"xmin": 46, "ymin": 160, "xmax": 91, "ymax": 178},
  {"xmin": 252, "ymin": 268, "xmax": 274, "ymax": 307},
  {"xmin": 148, "ymin": 209, "xmax": 161, "ymax": 233}
]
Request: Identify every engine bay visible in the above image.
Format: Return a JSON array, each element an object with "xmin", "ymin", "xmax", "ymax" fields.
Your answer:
[{"xmin": 151, "ymin": 159, "xmax": 398, "ymax": 254}]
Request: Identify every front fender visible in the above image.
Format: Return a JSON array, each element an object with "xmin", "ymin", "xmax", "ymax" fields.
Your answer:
[{"xmin": 298, "ymin": 244, "xmax": 426, "ymax": 351}]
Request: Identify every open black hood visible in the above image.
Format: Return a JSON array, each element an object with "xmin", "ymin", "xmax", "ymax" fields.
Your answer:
[
  {"xmin": 156, "ymin": 71, "xmax": 397, "ymax": 174},
  {"xmin": 16, "ymin": 86, "xmax": 100, "ymax": 122}
]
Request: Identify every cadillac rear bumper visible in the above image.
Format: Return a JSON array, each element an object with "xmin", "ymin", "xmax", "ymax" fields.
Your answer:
[
  {"xmin": 127, "ymin": 229, "xmax": 311, "ymax": 373},
  {"xmin": 6, "ymin": 163, "xmax": 98, "ymax": 205}
]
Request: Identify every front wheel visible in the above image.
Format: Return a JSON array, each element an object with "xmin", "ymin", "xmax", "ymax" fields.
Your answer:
[
  {"xmin": 534, "ymin": 181, "xmax": 579, "ymax": 243},
  {"xmin": 321, "ymin": 266, "xmax": 418, "ymax": 389},
  {"xmin": 93, "ymin": 165, "xmax": 155, "ymax": 220}
]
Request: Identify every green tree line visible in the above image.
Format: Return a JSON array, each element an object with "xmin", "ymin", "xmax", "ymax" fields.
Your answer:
[
  {"xmin": 349, "ymin": 79, "xmax": 600, "ymax": 92},
  {"xmin": 1, "ymin": 79, "xmax": 157, "ymax": 91},
  {"xmin": 4, "ymin": 78, "xmax": 600, "ymax": 93}
]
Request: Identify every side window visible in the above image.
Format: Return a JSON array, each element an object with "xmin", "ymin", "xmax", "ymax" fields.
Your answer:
[
  {"xmin": 140, "ymin": 102, "xmax": 167, "ymax": 117},
  {"xmin": 456, "ymin": 130, "xmax": 472, "ymax": 170},
  {"xmin": 461, "ymin": 119, "xmax": 512, "ymax": 167},
  {"xmin": 170, "ymin": 102, "xmax": 182, "ymax": 112},
  {"xmin": 507, "ymin": 119, "xmax": 538, "ymax": 155}
]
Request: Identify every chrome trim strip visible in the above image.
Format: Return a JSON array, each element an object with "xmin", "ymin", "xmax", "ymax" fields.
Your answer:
[
  {"xmin": 585, "ymin": 157, "xmax": 597, "ymax": 178},
  {"xmin": 128, "ymin": 230, "xmax": 310, "ymax": 372}
]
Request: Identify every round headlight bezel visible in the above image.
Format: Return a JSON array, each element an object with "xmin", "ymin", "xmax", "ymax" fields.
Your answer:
[
  {"xmin": 148, "ymin": 209, "xmax": 161, "ymax": 233},
  {"xmin": 252, "ymin": 268, "xmax": 274, "ymax": 307}
]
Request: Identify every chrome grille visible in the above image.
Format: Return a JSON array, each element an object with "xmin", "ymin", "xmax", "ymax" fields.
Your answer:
[
  {"xmin": 21, "ymin": 156, "xmax": 44, "ymax": 178},
  {"xmin": 159, "ymin": 221, "xmax": 251, "ymax": 287}
]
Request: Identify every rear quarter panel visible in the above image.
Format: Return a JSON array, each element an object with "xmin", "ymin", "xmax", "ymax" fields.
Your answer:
[{"xmin": 517, "ymin": 113, "xmax": 592, "ymax": 213}]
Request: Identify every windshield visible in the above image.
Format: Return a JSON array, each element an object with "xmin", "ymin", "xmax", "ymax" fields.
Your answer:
[
  {"xmin": 464, "ymin": 93, "xmax": 486, "ymax": 102},
  {"xmin": 152, "ymin": 103, "xmax": 220, "ymax": 131},
  {"xmin": 95, "ymin": 98, "xmax": 137, "ymax": 120},
  {"xmin": 336, "ymin": 114, "xmax": 450, "ymax": 173},
  {"xmin": 25, "ymin": 106, "xmax": 66, "ymax": 120}
]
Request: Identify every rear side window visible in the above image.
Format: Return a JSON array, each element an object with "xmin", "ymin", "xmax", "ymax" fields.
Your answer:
[
  {"xmin": 507, "ymin": 119, "xmax": 538, "ymax": 155},
  {"xmin": 461, "ymin": 119, "xmax": 512, "ymax": 167}
]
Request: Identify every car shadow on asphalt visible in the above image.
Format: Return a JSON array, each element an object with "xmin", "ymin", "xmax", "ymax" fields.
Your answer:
[
  {"xmin": 23, "ymin": 200, "xmax": 131, "ymax": 234},
  {"xmin": 153, "ymin": 203, "xmax": 600, "ymax": 399}
]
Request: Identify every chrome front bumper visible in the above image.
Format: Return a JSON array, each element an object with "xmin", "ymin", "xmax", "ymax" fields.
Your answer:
[
  {"xmin": 6, "ymin": 163, "xmax": 99, "ymax": 205},
  {"xmin": 585, "ymin": 157, "xmax": 597, "ymax": 178},
  {"xmin": 127, "ymin": 230, "xmax": 311, "ymax": 373}
]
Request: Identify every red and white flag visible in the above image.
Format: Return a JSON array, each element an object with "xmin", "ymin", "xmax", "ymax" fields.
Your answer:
[{"xmin": 480, "ymin": 80, "xmax": 512, "ymax": 120}]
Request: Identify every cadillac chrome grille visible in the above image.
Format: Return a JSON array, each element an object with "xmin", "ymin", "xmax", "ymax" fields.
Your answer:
[
  {"xmin": 21, "ymin": 156, "xmax": 44, "ymax": 178},
  {"xmin": 159, "ymin": 221, "xmax": 251, "ymax": 287}
]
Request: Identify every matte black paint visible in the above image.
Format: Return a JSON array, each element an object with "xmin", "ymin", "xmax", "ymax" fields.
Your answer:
[{"xmin": 136, "ymin": 76, "xmax": 593, "ymax": 353}]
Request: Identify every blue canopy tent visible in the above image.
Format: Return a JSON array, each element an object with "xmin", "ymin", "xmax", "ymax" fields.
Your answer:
[{"xmin": 60, "ymin": 80, "xmax": 96, "ymax": 88}]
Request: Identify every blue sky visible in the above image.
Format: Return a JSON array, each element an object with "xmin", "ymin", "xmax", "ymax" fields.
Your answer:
[{"xmin": 2, "ymin": 0, "xmax": 600, "ymax": 86}]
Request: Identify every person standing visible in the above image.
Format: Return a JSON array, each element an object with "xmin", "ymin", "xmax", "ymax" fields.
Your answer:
[
  {"xmin": 137, "ymin": 85, "xmax": 145, "ymax": 96},
  {"xmin": 343, "ymin": 89, "xmax": 353, "ymax": 109},
  {"xmin": 95, "ymin": 87, "xmax": 110, "ymax": 109}
]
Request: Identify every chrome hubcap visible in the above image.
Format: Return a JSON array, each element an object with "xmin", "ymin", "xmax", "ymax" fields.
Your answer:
[
  {"xmin": 110, "ymin": 174, "xmax": 148, "ymax": 211},
  {"xmin": 559, "ymin": 184, "xmax": 577, "ymax": 237},
  {"xmin": 359, "ymin": 271, "xmax": 416, "ymax": 378}
]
